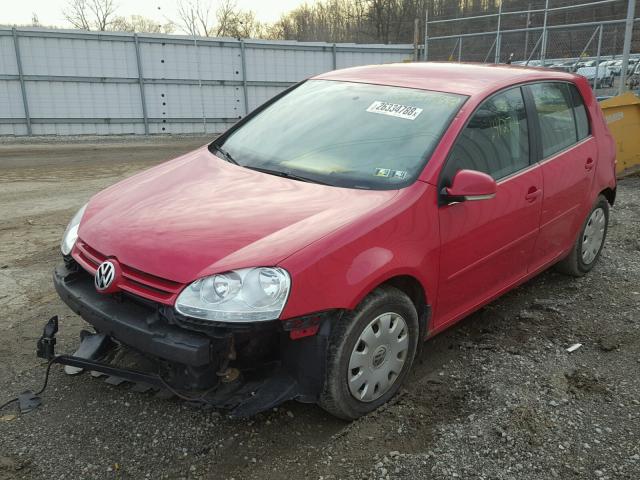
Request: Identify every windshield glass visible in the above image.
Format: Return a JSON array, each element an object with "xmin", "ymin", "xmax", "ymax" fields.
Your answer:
[{"xmin": 215, "ymin": 80, "xmax": 466, "ymax": 189}]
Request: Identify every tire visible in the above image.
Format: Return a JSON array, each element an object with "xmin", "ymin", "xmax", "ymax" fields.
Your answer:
[
  {"xmin": 555, "ymin": 195, "xmax": 609, "ymax": 277},
  {"xmin": 319, "ymin": 285, "xmax": 419, "ymax": 420}
]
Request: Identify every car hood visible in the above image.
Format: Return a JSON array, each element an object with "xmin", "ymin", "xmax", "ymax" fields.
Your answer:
[{"xmin": 78, "ymin": 146, "xmax": 398, "ymax": 283}]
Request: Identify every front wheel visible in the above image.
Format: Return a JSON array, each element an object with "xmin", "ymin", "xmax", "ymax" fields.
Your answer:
[
  {"xmin": 555, "ymin": 195, "xmax": 609, "ymax": 277},
  {"xmin": 319, "ymin": 286, "xmax": 419, "ymax": 420}
]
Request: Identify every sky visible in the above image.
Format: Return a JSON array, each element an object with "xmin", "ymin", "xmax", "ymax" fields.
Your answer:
[{"xmin": 3, "ymin": 0, "xmax": 311, "ymax": 29}]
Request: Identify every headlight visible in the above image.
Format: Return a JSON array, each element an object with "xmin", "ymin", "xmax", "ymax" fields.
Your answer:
[
  {"xmin": 61, "ymin": 204, "xmax": 87, "ymax": 256},
  {"xmin": 175, "ymin": 267, "xmax": 291, "ymax": 322}
]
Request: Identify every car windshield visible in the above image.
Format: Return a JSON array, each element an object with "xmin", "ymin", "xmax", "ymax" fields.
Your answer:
[{"xmin": 214, "ymin": 80, "xmax": 466, "ymax": 189}]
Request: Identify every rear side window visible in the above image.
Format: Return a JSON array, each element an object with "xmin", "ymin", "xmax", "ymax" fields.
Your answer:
[
  {"xmin": 568, "ymin": 84, "xmax": 590, "ymax": 140},
  {"xmin": 444, "ymin": 87, "xmax": 530, "ymax": 181},
  {"xmin": 529, "ymin": 83, "xmax": 577, "ymax": 158}
]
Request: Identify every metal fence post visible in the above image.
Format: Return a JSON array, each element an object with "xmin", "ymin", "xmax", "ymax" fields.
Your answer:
[
  {"xmin": 594, "ymin": 25, "xmax": 604, "ymax": 91},
  {"xmin": 571, "ymin": 26, "xmax": 600, "ymax": 72},
  {"xmin": 484, "ymin": 37, "xmax": 497, "ymax": 63},
  {"xmin": 332, "ymin": 43, "xmax": 337, "ymax": 69},
  {"xmin": 524, "ymin": 3, "xmax": 531, "ymax": 60},
  {"xmin": 525, "ymin": 34, "xmax": 543, "ymax": 66},
  {"xmin": 540, "ymin": 0, "xmax": 550, "ymax": 65},
  {"xmin": 449, "ymin": 38, "xmax": 460, "ymax": 61},
  {"xmin": 413, "ymin": 18, "xmax": 420, "ymax": 61},
  {"xmin": 11, "ymin": 27, "xmax": 31, "ymax": 136},
  {"xmin": 458, "ymin": 37, "xmax": 462, "ymax": 62},
  {"xmin": 424, "ymin": 9, "xmax": 429, "ymax": 61},
  {"xmin": 193, "ymin": 37, "xmax": 207, "ymax": 134},
  {"xmin": 494, "ymin": 1, "xmax": 502, "ymax": 63},
  {"xmin": 240, "ymin": 40, "xmax": 249, "ymax": 117},
  {"xmin": 619, "ymin": 0, "xmax": 636, "ymax": 94},
  {"xmin": 133, "ymin": 34, "xmax": 149, "ymax": 135}
]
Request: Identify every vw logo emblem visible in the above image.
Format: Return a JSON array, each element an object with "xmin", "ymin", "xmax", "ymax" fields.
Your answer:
[{"xmin": 95, "ymin": 261, "xmax": 116, "ymax": 291}]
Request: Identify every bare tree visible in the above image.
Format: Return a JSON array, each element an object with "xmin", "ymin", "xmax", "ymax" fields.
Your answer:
[
  {"xmin": 111, "ymin": 15, "xmax": 175, "ymax": 34},
  {"xmin": 63, "ymin": 0, "xmax": 117, "ymax": 31},
  {"xmin": 64, "ymin": 0, "xmax": 91, "ymax": 30},
  {"xmin": 229, "ymin": 10, "xmax": 264, "ymax": 39},
  {"xmin": 176, "ymin": 0, "xmax": 214, "ymax": 36},
  {"xmin": 214, "ymin": 0, "xmax": 237, "ymax": 36},
  {"xmin": 89, "ymin": 0, "xmax": 117, "ymax": 31},
  {"xmin": 175, "ymin": 0, "xmax": 261, "ymax": 38}
]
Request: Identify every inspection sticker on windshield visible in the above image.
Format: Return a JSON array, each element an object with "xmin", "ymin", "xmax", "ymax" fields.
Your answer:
[
  {"xmin": 375, "ymin": 168, "xmax": 407, "ymax": 179},
  {"xmin": 366, "ymin": 101, "xmax": 423, "ymax": 120}
]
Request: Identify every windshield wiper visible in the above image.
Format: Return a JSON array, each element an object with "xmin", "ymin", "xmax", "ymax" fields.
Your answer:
[
  {"xmin": 244, "ymin": 166, "xmax": 331, "ymax": 186},
  {"xmin": 213, "ymin": 145, "xmax": 239, "ymax": 165}
]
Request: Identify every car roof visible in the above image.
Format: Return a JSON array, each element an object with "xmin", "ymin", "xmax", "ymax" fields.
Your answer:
[{"xmin": 314, "ymin": 62, "xmax": 581, "ymax": 96}]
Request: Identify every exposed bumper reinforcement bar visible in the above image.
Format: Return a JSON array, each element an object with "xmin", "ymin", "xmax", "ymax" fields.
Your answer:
[{"xmin": 36, "ymin": 316, "xmax": 300, "ymax": 417}]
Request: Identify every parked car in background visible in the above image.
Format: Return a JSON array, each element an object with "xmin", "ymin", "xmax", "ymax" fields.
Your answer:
[
  {"xmin": 598, "ymin": 60, "xmax": 617, "ymax": 72},
  {"xmin": 549, "ymin": 62, "xmax": 574, "ymax": 73},
  {"xmin": 576, "ymin": 66, "xmax": 614, "ymax": 88},
  {"xmin": 628, "ymin": 62, "xmax": 640, "ymax": 89},
  {"xmin": 51, "ymin": 63, "xmax": 617, "ymax": 420},
  {"xmin": 608, "ymin": 60, "xmax": 624, "ymax": 76},
  {"xmin": 575, "ymin": 60, "xmax": 597, "ymax": 71}
]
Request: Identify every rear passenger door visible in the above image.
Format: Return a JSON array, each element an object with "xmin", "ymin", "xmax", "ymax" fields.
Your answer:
[{"xmin": 525, "ymin": 82, "xmax": 597, "ymax": 271}]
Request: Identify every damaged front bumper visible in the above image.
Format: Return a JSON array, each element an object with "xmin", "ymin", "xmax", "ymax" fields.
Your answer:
[{"xmin": 48, "ymin": 262, "xmax": 335, "ymax": 416}]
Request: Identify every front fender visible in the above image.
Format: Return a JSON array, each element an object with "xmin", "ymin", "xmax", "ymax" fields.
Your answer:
[{"xmin": 279, "ymin": 182, "xmax": 440, "ymax": 319}]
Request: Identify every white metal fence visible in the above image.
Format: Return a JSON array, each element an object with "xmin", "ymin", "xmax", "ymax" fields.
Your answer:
[{"xmin": 0, "ymin": 27, "xmax": 414, "ymax": 136}]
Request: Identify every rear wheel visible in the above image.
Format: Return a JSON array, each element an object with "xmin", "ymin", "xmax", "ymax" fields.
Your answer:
[
  {"xmin": 555, "ymin": 195, "xmax": 609, "ymax": 277},
  {"xmin": 319, "ymin": 286, "xmax": 419, "ymax": 420}
]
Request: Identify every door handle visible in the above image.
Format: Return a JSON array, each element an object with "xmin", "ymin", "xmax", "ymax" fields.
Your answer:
[
  {"xmin": 585, "ymin": 158, "xmax": 595, "ymax": 171},
  {"xmin": 525, "ymin": 187, "xmax": 542, "ymax": 203}
]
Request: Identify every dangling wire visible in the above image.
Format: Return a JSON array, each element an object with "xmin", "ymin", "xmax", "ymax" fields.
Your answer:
[{"xmin": 0, "ymin": 358, "xmax": 57, "ymax": 412}]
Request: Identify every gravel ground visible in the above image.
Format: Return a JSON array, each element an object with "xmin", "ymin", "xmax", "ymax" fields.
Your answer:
[{"xmin": 0, "ymin": 138, "xmax": 638, "ymax": 480}]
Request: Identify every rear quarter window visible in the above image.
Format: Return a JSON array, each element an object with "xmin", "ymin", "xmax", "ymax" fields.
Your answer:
[{"xmin": 568, "ymin": 84, "xmax": 590, "ymax": 140}]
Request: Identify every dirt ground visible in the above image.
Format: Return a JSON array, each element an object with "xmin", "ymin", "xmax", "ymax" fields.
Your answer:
[{"xmin": 0, "ymin": 137, "xmax": 639, "ymax": 480}]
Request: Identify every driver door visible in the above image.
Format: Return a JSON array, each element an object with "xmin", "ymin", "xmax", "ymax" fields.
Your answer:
[{"xmin": 435, "ymin": 87, "xmax": 543, "ymax": 328}]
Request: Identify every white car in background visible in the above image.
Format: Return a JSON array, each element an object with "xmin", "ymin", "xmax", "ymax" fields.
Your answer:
[{"xmin": 576, "ymin": 66, "xmax": 614, "ymax": 88}]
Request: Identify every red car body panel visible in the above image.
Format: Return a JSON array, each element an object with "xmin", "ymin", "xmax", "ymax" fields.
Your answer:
[
  {"xmin": 74, "ymin": 63, "xmax": 616, "ymax": 339},
  {"xmin": 436, "ymin": 165, "xmax": 544, "ymax": 328},
  {"xmin": 279, "ymin": 181, "xmax": 440, "ymax": 320},
  {"xmin": 76, "ymin": 148, "xmax": 398, "ymax": 287}
]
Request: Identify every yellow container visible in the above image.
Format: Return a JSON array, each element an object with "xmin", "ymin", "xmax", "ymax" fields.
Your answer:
[{"xmin": 599, "ymin": 92, "xmax": 640, "ymax": 176}]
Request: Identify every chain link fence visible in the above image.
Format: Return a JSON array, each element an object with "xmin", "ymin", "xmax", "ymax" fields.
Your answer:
[{"xmin": 424, "ymin": 0, "xmax": 639, "ymax": 98}]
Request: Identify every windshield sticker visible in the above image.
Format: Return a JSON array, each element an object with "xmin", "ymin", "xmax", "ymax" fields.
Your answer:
[
  {"xmin": 367, "ymin": 101, "xmax": 423, "ymax": 120},
  {"xmin": 375, "ymin": 168, "xmax": 407, "ymax": 179}
]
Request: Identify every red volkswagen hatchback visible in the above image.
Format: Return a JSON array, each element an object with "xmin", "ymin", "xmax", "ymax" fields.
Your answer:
[{"xmin": 51, "ymin": 63, "xmax": 616, "ymax": 419}]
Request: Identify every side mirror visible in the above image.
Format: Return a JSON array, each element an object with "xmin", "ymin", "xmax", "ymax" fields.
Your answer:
[{"xmin": 441, "ymin": 169, "xmax": 497, "ymax": 204}]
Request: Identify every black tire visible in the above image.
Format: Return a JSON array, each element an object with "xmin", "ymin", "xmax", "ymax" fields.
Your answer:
[
  {"xmin": 318, "ymin": 285, "xmax": 419, "ymax": 420},
  {"xmin": 555, "ymin": 195, "xmax": 609, "ymax": 277}
]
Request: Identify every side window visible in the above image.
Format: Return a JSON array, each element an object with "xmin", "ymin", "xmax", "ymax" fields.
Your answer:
[
  {"xmin": 444, "ymin": 87, "xmax": 530, "ymax": 181},
  {"xmin": 568, "ymin": 84, "xmax": 590, "ymax": 140},
  {"xmin": 529, "ymin": 82, "xmax": 578, "ymax": 158}
]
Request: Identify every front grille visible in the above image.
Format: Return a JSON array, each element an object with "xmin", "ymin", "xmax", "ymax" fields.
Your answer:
[{"xmin": 72, "ymin": 239, "xmax": 184, "ymax": 305}]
